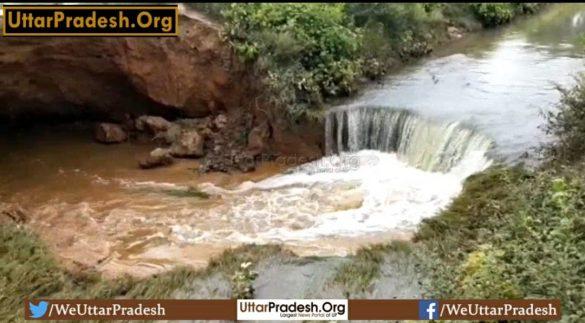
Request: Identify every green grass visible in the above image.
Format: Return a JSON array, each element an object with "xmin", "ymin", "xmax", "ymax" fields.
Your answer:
[
  {"xmin": 0, "ymin": 224, "xmax": 287, "ymax": 321},
  {"xmin": 334, "ymin": 242, "xmax": 412, "ymax": 294},
  {"xmin": 412, "ymin": 74, "xmax": 585, "ymax": 321},
  {"xmin": 415, "ymin": 167, "xmax": 585, "ymax": 320}
]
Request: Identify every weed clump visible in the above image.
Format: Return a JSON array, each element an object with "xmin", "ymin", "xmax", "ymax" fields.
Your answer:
[{"xmin": 416, "ymin": 167, "xmax": 585, "ymax": 320}]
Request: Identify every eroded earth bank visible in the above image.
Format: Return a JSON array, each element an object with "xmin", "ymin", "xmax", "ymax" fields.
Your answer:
[{"xmin": 0, "ymin": 12, "xmax": 324, "ymax": 278}]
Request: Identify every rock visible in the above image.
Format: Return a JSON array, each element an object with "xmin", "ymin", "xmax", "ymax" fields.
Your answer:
[
  {"xmin": 236, "ymin": 153, "xmax": 256, "ymax": 172},
  {"xmin": 135, "ymin": 115, "xmax": 173, "ymax": 135},
  {"xmin": 138, "ymin": 148, "xmax": 174, "ymax": 169},
  {"xmin": 175, "ymin": 118, "xmax": 201, "ymax": 129},
  {"xmin": 198, "ymin": 157, "xmax": 229, "ymax": 173},
  {"xmin": 170, "ymin": 130, "xmax": 205, "ymax": 158},
  {"xmin": 155, "ymin": 123, "xmax": 182, "ymax": 144},
  {"xmin": 0, "ymin": 203, "xmax": 28, "ymax": 224},
  {"xmin": 447, "ymin": 26, "xmax": 464, "ymax": 39},
  {"xmin": 122, "ymin": 113, "xmax": 136, "ymax": 132},
  {"xmin": 213, "ymin": 114, "xmax": 228, "ymax": 130},
  {"xmin": 95, "ymin": 123, "xmax": 128, "ymax": 143},
  {"xmin": 175, "ymin": 117, "xmax": 214, "ymax": 138},
  {"xmin": 0, "ymin": 18, "xmax": 250, "ymax": 119},
  {"xmin": 246, "ymin": 122, "xmax": 271, "ymax": 157}
]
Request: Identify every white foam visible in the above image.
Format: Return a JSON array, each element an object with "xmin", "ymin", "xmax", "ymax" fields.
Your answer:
[{"xmin": 173, "ymin": 149, "xmax": 491, "ymax": 245}]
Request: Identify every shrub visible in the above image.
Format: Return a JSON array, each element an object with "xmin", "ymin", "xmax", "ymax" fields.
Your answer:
[
  {"xmin": 544, "ymin": 74, "xmax": 585, "ymax": 163},
  {"xmin": 416, "ymin": 167, "xmax": 585, "ymax": 320},
  {"xmin": 347, "ymin": 3, "xmax": 440, "ymax": 60},
  {"xmin": 231, "ymin": 262, "xmax": 258, "ymax": 299},
  {"xmin": 222, "ymin": 3, "xmax": 363, "ymax": 121},
  {"xmin": 471, "ymin": 3, "xmax": 515, "ymax": 27},
  {"xmin": 513, "ymin": 3, "xmax": 542, "ymax": 15},
  {"xmin": 219, "ymin": 3, "xmax": 540, "ymax": 121}
]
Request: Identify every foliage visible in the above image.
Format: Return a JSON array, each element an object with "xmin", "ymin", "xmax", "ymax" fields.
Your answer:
[
  {"xmin": 348, "ymin": 3, "xmax": 439, "ymax": 58},
  {"xmin": 416, "ymin": 64, "xmax": 585, "ymax": 322},
  {"xmin": 543, "ymin": 74, "xmax": 585, "ymax": 163},
  {"xmin": 416, "ymin": 167, "xmax": 585, "ymax": 320},
  {"xmin": 219, "ymin": 3, "xmax": 540, "ymax": 121},
  {"xmin": 514, "ymin": 3, "xmax": 543, "ymax": 15},
  {"xmin": 222, "ymin": 3, "xmax": 363, "ymax": 121},
  {"xmin": 334, "ymin": 242, "xmax": 411, "ymax": 294},
  {"xmin": 231, "ymin": 262, "xmax": 258, "ymax": 299},
  {"xmin": 334, "ymin": 245, "xmax": 386, "ymax": 293},
  {"xmin": 0, "ymin": 225, "xmax": 69, "ymax": 320},
  {"xmin": 0, "ymin": 224, "xmax": 287, "ymax": 321},
  {"xmin": 471, "ymin": 3, "xmax": 516, "ymax": 27},
  {"xmin": 471, "ymin": 3, "xmax": 542, "ymax": 27}
]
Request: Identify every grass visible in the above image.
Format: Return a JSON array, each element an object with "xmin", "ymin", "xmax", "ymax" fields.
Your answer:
[
  {"xmin": 334, "ymin": 241, "xmax": 412, "ymax": 294},
  {"xmin": 414, "ymin": 166, "xmax": 585, "ymax": 320},
  {"xmin": 411, "ymin": 76, "xmax": 585, "ymax": 321},
  {"xmin": 0, "ymin": 224, "xmax": 287, "ymax": 321}
]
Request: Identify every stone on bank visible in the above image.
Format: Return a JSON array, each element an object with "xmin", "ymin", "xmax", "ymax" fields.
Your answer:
[{"xmin": 94, "ymin": 123, "xmax": 128, "ymax": 144}]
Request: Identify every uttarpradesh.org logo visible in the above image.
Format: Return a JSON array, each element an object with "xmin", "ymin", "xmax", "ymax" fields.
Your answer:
[
  {"xmin": 29, "ymin": 301, "xmax": 49, "ymax": 318},
  {"xmin": 418, "ymin": 300, "xmax": 439, "ymax": 320}
]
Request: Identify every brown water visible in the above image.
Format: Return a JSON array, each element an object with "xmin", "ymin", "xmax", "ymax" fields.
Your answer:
[
  {"xmin": 1, "ymin": 4, "xmax": 584, "ymax": 278},
  {"xmin": 0, "ymin": 124, "xmax": 290, "ymax": 277}
]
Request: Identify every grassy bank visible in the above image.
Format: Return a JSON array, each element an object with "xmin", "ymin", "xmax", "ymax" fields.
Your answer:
[
  {"xmin": 0, "ymin": 224, "xmax": 286, "ymax": 321},
  {"xmin": 414, "ymin": 75, "xmax": 585, "ymax": 321},
  {"xmin": 189, "ymin": 3, "xmax": 543, "ymax": 121}
]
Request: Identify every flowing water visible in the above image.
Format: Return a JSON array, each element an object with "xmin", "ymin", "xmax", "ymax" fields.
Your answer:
[
  {"xmin": 347, "ymin": 4, "xmax": 585, "ymax": 161},
  {"xmin": 1, "ymin": 4, "xmax": 585, "ymax": 277}
]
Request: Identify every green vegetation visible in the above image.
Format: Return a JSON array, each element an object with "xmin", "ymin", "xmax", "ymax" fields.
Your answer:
[
  {"xmin": 0, "ymin": 224, "xmax": 284, "ymax": 321},
  {"xmin": 222, "ymin": 3, "xmax": 362, "ymax": 121},
  {"xmin": 219, "ymin": 3, "xmax": 542, "ymax": 121},
  {"xmin": 471, "ymin": 3, "xmax": 542, "ymax": 27},
  {"xmin": 416, "ymin": 77, "xmax": 585, "ymax": 321},
  {"xmin": 417, "ymin": 167, "xmax": 585, "ymax": 320},
  {"xmin": 544, "ymin": 75, "xmax": 585, "ymax": 163},
  {"xmin": 334, "ymin": 242, "xmax": 411, "ymax": 294},
  {"xmin": 471, "ymin": 3, "xmax": 516, "ymax": 27},
  {"xmin": 231, "ymin": 261, "xmax": 259, "ymax": 299}
]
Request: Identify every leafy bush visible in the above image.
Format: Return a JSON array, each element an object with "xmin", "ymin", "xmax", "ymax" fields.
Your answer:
[
  {"xmin": 416, "ymin": 167, "xmax": 585, "ymax": 320},
  {"xmin": 471, "ymin": 3, "xmax": 515, "ymax": 27},
  {"xmin": 222, "ymin": 3, "xmax": 363, "ymax": 121},
  {"xmin": 231, "ymin": 262, "xmax": 258, "ymax": 299},
  {"xmin": 219, "ymin": 3, "xmax": 540, "ymax": 120},
  {"xmin": 514, "ymin": 3, "xmax": 543, "ymax": 15},
  {"xmin": 347, "ymin": 4, "xmax": 440, "ymax": 60},
  {"xmin": 544, "ymin": 75, "xmax": 585, "ymax": 163}
]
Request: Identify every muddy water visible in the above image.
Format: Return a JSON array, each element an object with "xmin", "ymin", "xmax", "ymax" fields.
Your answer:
[
  {"xmin": 1, "ymin": 5, "xmax": 584, "ymax": 278},
  {"xmin": 0, "ymin": 124, "xmax": 290, "ymax": 277}
]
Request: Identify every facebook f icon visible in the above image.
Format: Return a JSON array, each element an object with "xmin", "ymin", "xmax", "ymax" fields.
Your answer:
[{"xmin": 418, "ymin": 300, "xmax": 439, "ymax": 320}]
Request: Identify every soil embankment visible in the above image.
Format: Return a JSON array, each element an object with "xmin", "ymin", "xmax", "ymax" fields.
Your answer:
[{"xmin": 0, "ymin": 13, "xmax": 323, "ymax": 161}]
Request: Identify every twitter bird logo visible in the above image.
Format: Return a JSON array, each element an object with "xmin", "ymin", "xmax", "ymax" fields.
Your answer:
[{"xmin": 29, "ymin": 301, "xmax": 49, "ymax": 319}]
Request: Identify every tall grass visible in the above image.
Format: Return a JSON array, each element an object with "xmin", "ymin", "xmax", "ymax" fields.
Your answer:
[
  {"xmin": 0, "ymin": 224, "xmax": 286, "ymax": 321},
  {"xmin": 415, "ymin": 78, "xmax": 585, "ymax": 320}
]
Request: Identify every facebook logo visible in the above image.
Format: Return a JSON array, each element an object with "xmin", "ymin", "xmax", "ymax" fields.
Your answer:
[{"xmin": 418, "ymin": 300, "xmax": 439, "ymax": 320}]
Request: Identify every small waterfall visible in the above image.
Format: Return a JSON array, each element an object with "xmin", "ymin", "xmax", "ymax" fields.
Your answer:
[{"xmin": 325, "ymin": 106, "xmax": 493, "ymax": 172}]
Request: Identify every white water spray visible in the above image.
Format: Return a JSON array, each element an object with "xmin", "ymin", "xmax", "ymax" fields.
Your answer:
[{"xmin": 170, "ymin": 107, "xmax": 493, "ymax": 249}]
